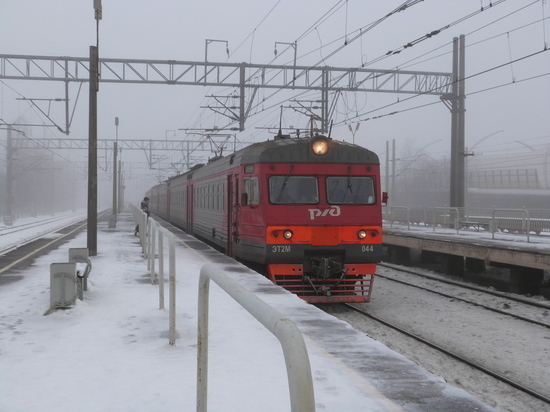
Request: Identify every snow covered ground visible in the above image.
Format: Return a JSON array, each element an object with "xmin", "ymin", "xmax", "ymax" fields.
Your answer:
[
  {"xmin": 327, "ymin": 270, "xmax": 550, "ymax": 412},
  {"xmin": 3, "ymin": 212, "xmax": 477, "ymax": 411},
  {"xmin": 0, "ymin": 210, "xmax": 87, "ymax": 254}
]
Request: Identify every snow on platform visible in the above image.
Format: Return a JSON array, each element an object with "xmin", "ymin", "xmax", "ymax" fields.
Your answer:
[{"xmin": 0, "ymin": 213, "xmax": 494, "ymax": 411}]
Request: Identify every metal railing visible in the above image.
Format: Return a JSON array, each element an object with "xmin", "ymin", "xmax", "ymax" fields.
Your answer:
[
  {"xmin": 197, "ymin": 263, "xmax": 315, "ymax": 412},
  {"xmin": 130, "ymin": 203, "xmax": 177, "ymax": 344},
  {"xmin": 491, "ymin": 208, "xmax": 530, "ymax": 242},
  {"xmin": 383, "ymin": 206, "xmax": 550, "ymax": 242},
  {"xmin": 389, "ymin": 206, "xmax": 410, "ymax": 229}
]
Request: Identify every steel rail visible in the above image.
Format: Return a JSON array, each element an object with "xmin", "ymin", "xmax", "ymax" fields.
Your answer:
[
  {"xmin": 0, "ymin": 214, "xmax": 86, "ymax": 237},
  {"xmin": 0, "ymin": 215, "xmax": 89, "ymax": 256}
]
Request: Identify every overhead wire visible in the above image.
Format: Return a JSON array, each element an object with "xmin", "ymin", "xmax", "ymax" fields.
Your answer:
[
  {"xmin": 181, "ymin": 1, "xmax": 285, "ymax": 136},
  {"xmin": 192, "ymin": 0, "xmax": 547, "ymax": 150},
  {"xmin": 336, "ymin": 67, "xmax": 550, "ymax": 128},
  {"xmin": 193, "ymin": 1, "xmax": 422, "ymax": 135},
  {"xmin": 395, "ymin": 14, "xmax": 550, "ymax": 71},
  {"xmin": 335, "ymin": 1, "xmax": 548, "ymax": 126},
  {"xmin": 244, "ymin": 0, "xmax": 422, "ymax": 124},
  {"xmin": 244, "ymin": 0, "xmax": 518, "ymax": 129}
]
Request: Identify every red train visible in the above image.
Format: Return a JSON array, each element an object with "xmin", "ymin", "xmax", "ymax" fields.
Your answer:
[{"xmin": 147, "ymin": 134, "xmax": 385, "ymax": 303}]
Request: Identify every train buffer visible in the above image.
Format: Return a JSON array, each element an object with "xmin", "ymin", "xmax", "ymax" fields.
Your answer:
[{"xmin": 459, "ymin": 220, "xmax": 490, "ymax": 232}]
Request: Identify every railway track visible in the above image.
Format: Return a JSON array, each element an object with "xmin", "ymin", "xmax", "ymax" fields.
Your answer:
[
  {"xmin": 343, "ymin": 303, "xmax": 550, "ymax": 405},
  {"xmin": 0, "ymin": 213, "xmax": 87, "ymax": 255},
  {"xmin": 321, "ymin": 263, "xmax": 550, "ymax": 411},
  {"xmin": 1, "ymin": 214, "xmax": 82, "ymax": 235},
  {"xmin": 377, "ymin": 262, "xmax": 550, "ymax": 329}
]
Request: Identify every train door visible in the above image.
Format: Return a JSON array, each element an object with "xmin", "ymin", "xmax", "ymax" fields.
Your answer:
[
  {"xmin": 227, "ymin": 174, "xmax": 239, "ymax": 257},
  {"xmin": 187, "ymin": 183, "xmax": 194, "ymax": 234}
]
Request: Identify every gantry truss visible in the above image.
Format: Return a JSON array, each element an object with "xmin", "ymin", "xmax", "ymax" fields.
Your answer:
[
  {"xmin": 9, "ymin": 136, "xmax": 247, "ymax": 171},
  {"xmin": 0, "ymin": 54, "xmax": 454, "ymax": 134}
]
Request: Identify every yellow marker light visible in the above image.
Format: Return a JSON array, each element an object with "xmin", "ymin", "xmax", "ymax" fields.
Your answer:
[
  {"xmin": 311, "ymin": 138, "xmax": 329, "ymax": 155},
  {"xmin": 283, "ymin": 230, "xmax": 293, "ymax": 240}
]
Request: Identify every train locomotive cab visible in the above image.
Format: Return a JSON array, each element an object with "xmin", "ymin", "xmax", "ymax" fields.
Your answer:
[{"xmin": 238, "ymin": 135, "xmax": 383, "ymax": 303}]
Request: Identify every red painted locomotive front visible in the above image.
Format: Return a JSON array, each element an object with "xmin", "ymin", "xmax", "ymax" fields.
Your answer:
[{"xmin": 237, "ymin": 137, "xmax": 383, "ymax": 303}]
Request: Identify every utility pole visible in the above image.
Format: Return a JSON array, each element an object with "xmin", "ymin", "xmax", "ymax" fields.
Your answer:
[
  {"xmin": 391, "ymin": 139, "xmax": 396, "ymax": 206},
  {"xmin": 457, "ymin": 34, "xmax": 466, "ymax": 208},
  {"xmin": 87, "ymin": 44, "xmax": 98, "ymax": 254},
  {"xmin": 385, "ymin": 140, "xmax": 390, "ymax": 205},
  {"xmin": 444, "ymin": 35, "xmax": 466, "ymax": 208},
  {"xmin": 451, "ymin": 35, "xmax": 466, "ymax": 208},
  {"xmin": 87, "ymin": 0, "xmax": 101, "ymax": 255},
  {"xmin": 118, "ymin": 159, "xmax": 123, "ymax": 213}
]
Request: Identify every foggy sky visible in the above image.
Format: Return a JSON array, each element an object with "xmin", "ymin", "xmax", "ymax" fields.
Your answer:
[{"xmin": 1, "ymin": 0, "xmax": 549, "ymax": 199}]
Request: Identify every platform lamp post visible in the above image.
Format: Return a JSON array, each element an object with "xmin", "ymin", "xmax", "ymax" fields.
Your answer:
[{"xmin": 87, "ymin": 0, "xmax": 101, "ymax": 255}]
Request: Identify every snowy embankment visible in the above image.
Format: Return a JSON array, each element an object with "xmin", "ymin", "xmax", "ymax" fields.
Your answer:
[{"xmin": 0, "ymin": 211, "xmax": 87, "ymax": 255}]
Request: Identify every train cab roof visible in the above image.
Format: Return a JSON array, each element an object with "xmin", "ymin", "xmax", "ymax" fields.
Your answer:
[{"xmin": 240, "ymin": 136, "xmax": 379, "ymax": 165}]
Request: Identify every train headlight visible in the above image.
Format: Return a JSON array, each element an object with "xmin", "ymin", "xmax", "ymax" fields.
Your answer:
[
  {"xmin": 311, "ymin": 138, "xmax": 329, "ymax": 155},
  {"xmin": 357, "ymin": 230, "xmax": 367, "ymax": 239},
  {"xmin": 283, "ymin": 230, "xmax": 293, "ymax": 240}
]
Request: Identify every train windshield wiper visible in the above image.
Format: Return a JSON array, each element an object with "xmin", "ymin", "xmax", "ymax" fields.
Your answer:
[
  {"xmin": 276, "ymin": 165, "xmax": 294, "ymax": 202},
  {"xmin": 346, "ymin": 165, "xmax": 354, "ymax": 195}
]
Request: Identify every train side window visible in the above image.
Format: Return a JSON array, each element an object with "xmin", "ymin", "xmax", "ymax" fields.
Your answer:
[
  {"xmin": 327, "ymin": 176, "xmax": 375, "ymax": 205},
  {"xmin": 243, "ymin": 177, "xmax": 260, "ymax": 205},
  {"xmin": 269, "ymin": 176, "xmax": 318, "ymax": 204}
]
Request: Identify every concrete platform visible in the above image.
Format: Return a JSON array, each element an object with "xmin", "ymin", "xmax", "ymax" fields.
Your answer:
[
  {"xmin": 154, "ymin": 216, "xmax": 496, "ymax": 411},
  {"xmin": 0, "ymin": 213, "xmax": 495, "ymax": 411},
  {"xmin": 383, "ymin": 226, "xmax": 549, "ymax": 295}
]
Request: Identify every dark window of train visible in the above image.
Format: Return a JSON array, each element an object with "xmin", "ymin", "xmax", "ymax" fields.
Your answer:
[
  {"xmin": 269, "ymin": 176, "xmax": 318, "ymax": 204},
  {"xmin": 326, "ymin": 176, "xmax": 375, "ymax": 204},
  {"xmin": 243, "ymin": 177, "xmax": 260, "ymax": 205},
  {"xmin": 221, "ymin": 182, "xmax": 225, "ymax": 211},
  {"xmin": 217, "ymin": 183, "xmax": 222, "ymax": 211}
]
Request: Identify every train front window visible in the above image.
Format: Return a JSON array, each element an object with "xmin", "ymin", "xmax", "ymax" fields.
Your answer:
[
  {"xmin": 327, "ymin": 176, "xmax": 375, "ymax": 204},
  {"xmin": 269, "ymin": 176, "xmax": 319, "ymax": 204},
  {"xmin": 243, "ymin": 177, "xmax": 260, "ymax": 205}
]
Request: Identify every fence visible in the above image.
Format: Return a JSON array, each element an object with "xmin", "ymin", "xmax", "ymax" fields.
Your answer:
[
  {"xmin": 384, "ymin": 206, "xmax": 550, "ymax": 242},
  {"xmin": 130, "ymin": 203, "xmax": 177, "ymax": 345},
  {"xmin": 129, "ymin": 205, "xmax": 316, "ymax": 411}
]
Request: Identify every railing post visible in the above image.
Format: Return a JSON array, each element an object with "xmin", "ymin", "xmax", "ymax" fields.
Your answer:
[
  {"xmin": 197, "ymin": 267, "xmax": 210, "ymax": 412},
  {"xmin": 141, "ymin": 211, "xmax": 147, "ymax": 254},
  {"xmin": 150, "ymin": 221, "xmax": 157, "ymax": 284},
  {"xmin": 169, "ymin": 234, "xmax": 176, "ymax": 345},
  {"xmin": 148, "ymin": 219, "xmax": 154, "ymax": 266},
  {"xmin": 158, "ymin": 230, "xmax": 165, "ymax": 310},
  {"xmin": 453, "ymin": 207, "xmax": 459, "ymax": 234},
  {"xmin": 524, "ymin": 208, "xmax": 531, "ymax": 243}
]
